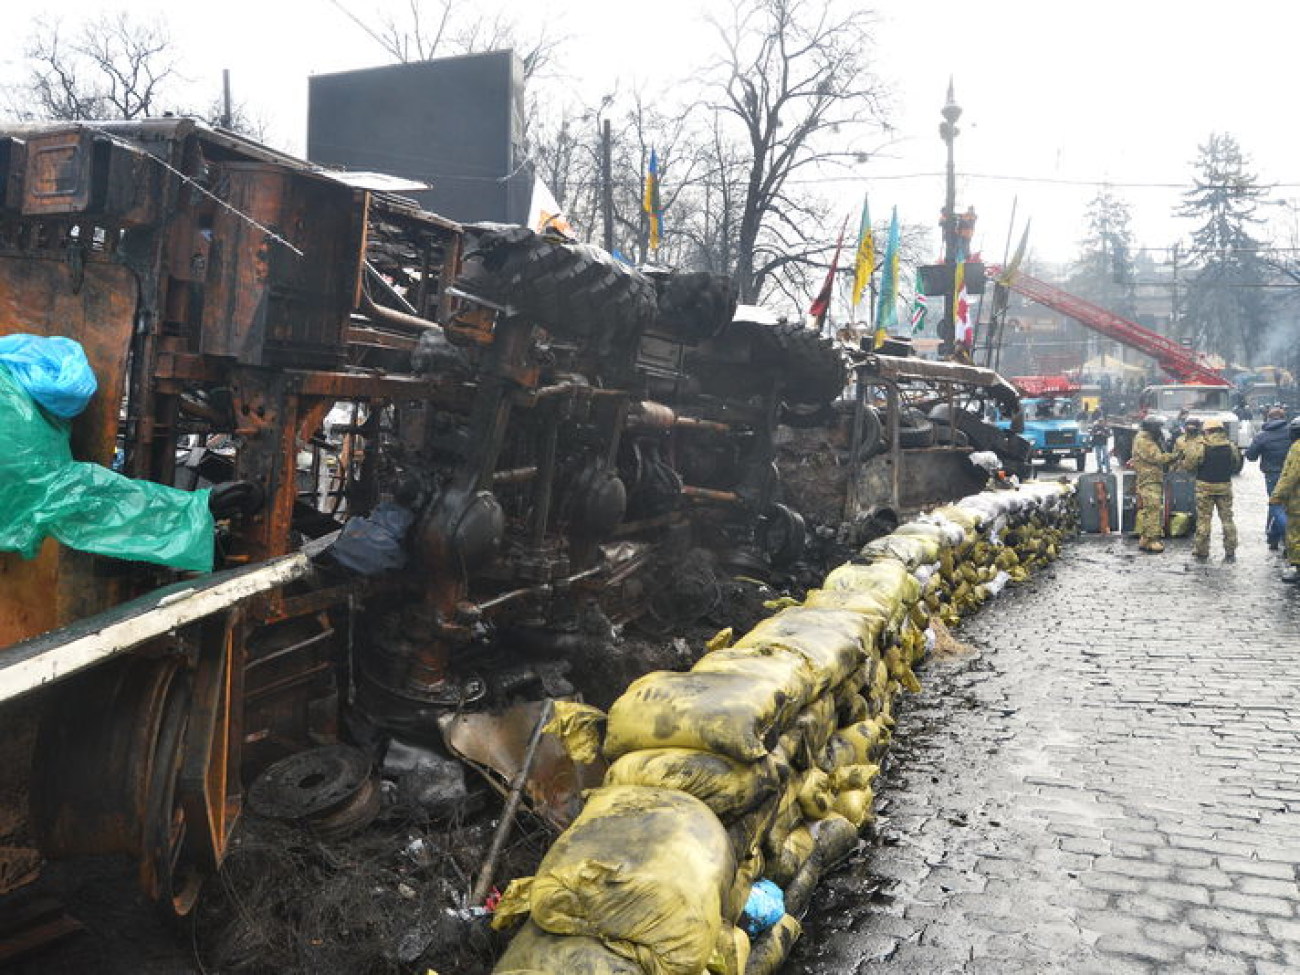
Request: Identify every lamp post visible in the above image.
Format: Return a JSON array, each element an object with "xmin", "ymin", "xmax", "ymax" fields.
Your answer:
[{"xmin": 938, "ymin": 79, "xmax": 962, "ymax": 356}]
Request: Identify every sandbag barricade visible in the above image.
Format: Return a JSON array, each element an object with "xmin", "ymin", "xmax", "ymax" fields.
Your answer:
[{"xmin": 492, "ymin": 481, "xmax": 1076, "ymax": 974}]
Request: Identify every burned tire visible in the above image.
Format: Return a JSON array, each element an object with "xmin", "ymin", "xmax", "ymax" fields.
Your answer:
[
  {"xmin": 458, "ymin": 223, "xmax": 656, "ymax": 342},
  {"xmin": 720, "ymin": 318, "xmax": 846, "ymax": 407},
  {"xmin": 651, "ymin": 271, "xmax": 738, "ymax": 344},
  {"xmin": 898, "ymin": 408, "xmax": 935, "ymax": 449}
]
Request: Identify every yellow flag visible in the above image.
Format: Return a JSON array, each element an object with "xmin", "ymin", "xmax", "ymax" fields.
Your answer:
[{"xmin": 851, "ymin": 195, "xmax": 874, "ymax": 309}]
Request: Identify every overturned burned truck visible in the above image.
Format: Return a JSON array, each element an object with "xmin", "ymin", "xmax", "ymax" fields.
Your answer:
[
  {"xmin": 775, "ymin": 349, "xmax": 1030, "ymax": 546},
  {"xmin": 0, "ymin": 119, "xmax": 849, "ymax": 912}
]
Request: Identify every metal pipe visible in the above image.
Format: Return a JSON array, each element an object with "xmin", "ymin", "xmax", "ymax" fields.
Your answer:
[{"xmin": 470, "ymin": 699, "xmax": 553, "ymax": 907}]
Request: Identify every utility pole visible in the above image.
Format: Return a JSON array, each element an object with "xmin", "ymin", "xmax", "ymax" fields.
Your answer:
[
  {"xmin": 221, "ymin": 69, "xmax": 233, "ymax": 130},
  {"xmin": 600, "ymin": 119, "xmax": 614, "ymax": 254},
  {"xmin": 938, "ymin": 80, "xmax": 962, "ymax": 358}
]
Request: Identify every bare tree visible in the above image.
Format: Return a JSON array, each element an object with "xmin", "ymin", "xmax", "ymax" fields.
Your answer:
[
  {"xmin": 703, "ymin": 0, "xmax": 890, "ymax": 302},
  {"xmin": 17, "ymin": 13, "xmax": 179, "ymax": 121},
  {"xmin": 369, "ymin": 0, "xmax": 564, "ymax": 81}
]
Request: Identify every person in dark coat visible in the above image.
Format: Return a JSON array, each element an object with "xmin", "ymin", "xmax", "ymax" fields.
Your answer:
[{"xmin": 1246, "ymin": 406, "xmax": 1293, "ymax": 550}]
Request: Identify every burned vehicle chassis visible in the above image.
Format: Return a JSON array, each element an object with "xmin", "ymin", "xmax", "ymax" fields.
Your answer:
[{"xmin": 0, "ymin": 119, "xmax": 836, "ymax": 914}]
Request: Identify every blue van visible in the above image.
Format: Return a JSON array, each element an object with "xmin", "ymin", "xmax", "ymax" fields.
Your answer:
[{"xmin": 995, "ymin": 397, "xmax": 1087, "ymax": 470}]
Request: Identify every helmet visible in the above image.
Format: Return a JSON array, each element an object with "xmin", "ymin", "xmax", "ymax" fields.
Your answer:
[
  {"xmin": 1184, "ymin": 417, "xmax": 1204, "ymax": 431},
  {"xmin": 1290, "ymin": 416, "xmax": 1300, "ymax": 440},
  {"xmin": 1202, "ymin": 419, "xmax": 1223, "ymax": 432},
  {"xmin": 1140, "ymin": 414, "xmax": 1166, "ymax": 434}
]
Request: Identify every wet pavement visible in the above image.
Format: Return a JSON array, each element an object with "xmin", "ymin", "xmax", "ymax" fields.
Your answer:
[{"xmin": 790, "ymin": 465, "xmax": 1300, "ymax": 974}]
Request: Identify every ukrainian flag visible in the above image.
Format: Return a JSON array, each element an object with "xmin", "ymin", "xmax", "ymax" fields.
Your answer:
[{"xmin": 644, "ymin": 149, "xmax": 663, "ymax": 251}]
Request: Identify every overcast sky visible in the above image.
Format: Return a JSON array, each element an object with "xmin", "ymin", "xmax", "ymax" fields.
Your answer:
[{"xmin": 3, "ymin": 0, "xmax": 1298, "ymax": 268}]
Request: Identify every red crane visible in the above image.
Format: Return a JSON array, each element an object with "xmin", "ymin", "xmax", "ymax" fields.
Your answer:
[{"xmin": 987, "ymin": 266, "xmax": 1229, "ymax": 387}]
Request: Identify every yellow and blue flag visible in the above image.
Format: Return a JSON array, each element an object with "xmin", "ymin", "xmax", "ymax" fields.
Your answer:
[{"xmin": 643, "ymin": 149, "xmax": 663, "ymax": 251}]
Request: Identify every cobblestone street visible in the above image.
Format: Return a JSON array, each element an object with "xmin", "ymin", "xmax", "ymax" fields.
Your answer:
[{"xmin": 791, "ymin": 466, "xmax": 1300, "ymax": 974}]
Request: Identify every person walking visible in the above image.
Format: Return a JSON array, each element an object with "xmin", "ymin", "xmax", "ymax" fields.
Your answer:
[
  {"xmin": 1245, "ymin": 406, "xmax": 1292, "ymax": 551},
  {"xmin": 1180, "ymin": 419, "xmax": 1242, "ymax": 561},
  {"xmin": 1130, "ymin": 415, "xmax": 1173, "ymax": 552},
  {"xmin": 1268, "ymin": 417, "xmax": 1300, "ymax": 582},
  {"xmin": 1088, "ymin": 415, "xmax": 1111, "ymax": 473}
]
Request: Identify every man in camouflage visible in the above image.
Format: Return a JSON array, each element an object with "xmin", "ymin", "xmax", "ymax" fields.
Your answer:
[
  {"xmin": 1180, "ymin": 418, "xmax": 1242, "ymax": 561},
  {"xmin": 1130, "ymin": 415, "xmax": 1173, "ymax": 552},
  {"xmin": 1172, "ymin": 417, "xmax": 1203, "ymax": 471},
  {"xmin": 1268, "ymin": 417, "xmax": 1300, "ymax": 583}
]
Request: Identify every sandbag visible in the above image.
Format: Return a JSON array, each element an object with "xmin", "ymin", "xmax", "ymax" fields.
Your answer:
[
  {"xmin": 795, "ymin": 768, "xmax": 833, "ymax": 820},
  {"xmin": 829, "ymin": 763, "xmax": 880, "ymax": 793},
  {"xmin": 707, "ymin": 923, "xmax": 751, "ymax": 975},
  {"xmin": 821, "ymin": 560, "xmax": 922, "ymax": 607},
  {"xmin": 858, "ymin": 533, "xmax": 933, "ymax": 569},
  {"xmin": 544, "ymin": 702, "xmax": 608, "ymax": 765},
  {"xmin": 767, "ymin": 824, "xmax": 815, "ymax": 887},
  {"xmin": 744, "ymin": 914, "xmax": 802, "ymax": 975},
  {"xmin": 494, "ymin": 920, "xmax": 645, "ymax": 975},
  {"xmin": 692, "ymin": 646, "xmax": 818, "ymax": 712},
  {"xmin": 782, "ymin": 815, "xmax": 860, "ymax": 917},
  {"xmin": 605, "ymin": 670, "xmax": 798, "ymax": 763},
  {"xmin": 604, "ymin": 749, "xmax": 781, "ymax": 821},
  {"xmin": 733, "ymin": 608, "xmax": 872, "ymax": 694},
  {"xmin": 792, "ymin": 695, "xmax": 837, "ymax": 762},
  {"xmin": 831, "ymin": 787, "xmax": 874, "ymax": 828},
  {"xmin": 494, "ymin": 786, "xmax": 735, "ymax": 975}
]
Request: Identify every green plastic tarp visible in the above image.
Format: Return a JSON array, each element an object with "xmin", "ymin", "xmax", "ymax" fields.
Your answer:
[{"xmin": 0, "ymin": 363, "xmax": 214, "ymax": 572}]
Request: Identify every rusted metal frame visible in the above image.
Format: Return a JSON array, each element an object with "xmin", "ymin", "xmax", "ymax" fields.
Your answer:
[
  {"xmin": 177, "ymin": 608, "xmax": 243, "ymax": 879},
  {"xmin": 122, "ymin": 133, "xmax": 190, "ymax": 480}
]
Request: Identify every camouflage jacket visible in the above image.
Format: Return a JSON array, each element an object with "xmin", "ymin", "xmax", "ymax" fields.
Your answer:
[
  {"xmin": 1131, "ymin": 431, "xmax": 1172, "ymax": 483},
  {"xmin": 1270, "ymin": 439, "xmax": 1300, "ymax": 507}
]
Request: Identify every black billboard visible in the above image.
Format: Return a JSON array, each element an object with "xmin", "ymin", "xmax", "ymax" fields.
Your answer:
[{"xmin": 307, "ymin": 50, "xmax": 530, "ymax": 225}]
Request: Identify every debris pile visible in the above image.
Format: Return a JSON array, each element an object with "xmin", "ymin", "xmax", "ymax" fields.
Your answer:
[{"xmin": 488, "ymin": 480, "xmax": 1076, "ymax": 973}]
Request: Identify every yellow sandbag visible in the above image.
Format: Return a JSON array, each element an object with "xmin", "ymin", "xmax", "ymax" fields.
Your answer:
[
  {"xmin": 733, "ymin": 607, "xmax": 873, "ymax": 693},
  {"xmin": 763, "ymin": 779, "xmax": 803, "ymax": 855},
  {"xmin": 817, "ymin": 734, "xmax": 857, "ymax": 775},
  {"xmin": 793, "ymin": 694, "xmax": 837, "ymax": 760},
  {"xmin": 706, "ymin": 923, "xmax": 750, "ymax": 975},
  {"xmin": 493, "ymin": 919, "xmax": 645, "ymax": 974},
  {"xmin": 707, "ymin": 627, "xmax": 735, "ymax": 652},
  {"xmin": 829, "ymin": 763, "xmax": 880, "ymax": 792},
  {"xmin": 507, "ymin": 785, "xmax": 735, "ymax": 975},
  {"xmin": 744, "ymin": 914, "xmax": 803, "ymax": 975},
  {"xmin": 796, "ymin": 767, "xmax": 833, "ymax": 820},
  {"xmin": 693, "ymin": 646, "xmax": 818, "ymax": 712},
  {"xmin": 884, "ymin": 643, "xmax": 922, "ymax": 693},
  {"xmin": 543, "ymin": 701, "xmax": 607, "ymax": 765},
  {"xmin": 930, "ymin": 505, "xmax": 979, "ymax": 534},
  {"xmin": 802, "ymin": 588, "xmax": 896, "ymax": 632},
  {"xmin": 821, "ymin": 559, "xmax": 921, "ymax": 606},
  {"xmin": 835, "ymin": 690, "xmax": 869, "ymax": 726},
  {"xmin": 832, "ymin": 718, "xmax": 890, "ymax": 765},
  {"xmin": 724, "ymin": 849, "xmax": 765, "ymax": 923},
  {"xmin": 604, "ymin": 670, "xmax": 797, "ymax": 763},
  {"xmin": 831, "ymin": 787, "xmax": 875, "ymax": 828},
  {"xmin": 604, "ymin": 749, "xmax": 781, "ymax": 821},
  {"xmin": 859, "ymin": 533, "xmax": 933, "ymax": 569},
  {"xmin": 768, "ymin": 824, "xmax": 816, "ymax": 887}
]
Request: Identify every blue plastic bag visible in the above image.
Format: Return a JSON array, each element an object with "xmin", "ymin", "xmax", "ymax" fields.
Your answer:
[
  {"xmin": 740, "ymin": 878, "xmax": 786, "ymax": 937},
  {"xmin": 0, "ymin": 333, "xmax": 99, "ymax": 418}
]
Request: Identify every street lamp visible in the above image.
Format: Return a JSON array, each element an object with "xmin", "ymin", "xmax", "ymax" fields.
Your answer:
[{"xmin": 939, "ymin": 79, "xmax": 962, "ymax": 355}]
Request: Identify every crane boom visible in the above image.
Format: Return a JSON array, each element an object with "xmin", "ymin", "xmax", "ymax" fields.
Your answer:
[{"xmin": 988, "ymin": 266, "xmax": 1229, "ymax": 386}]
